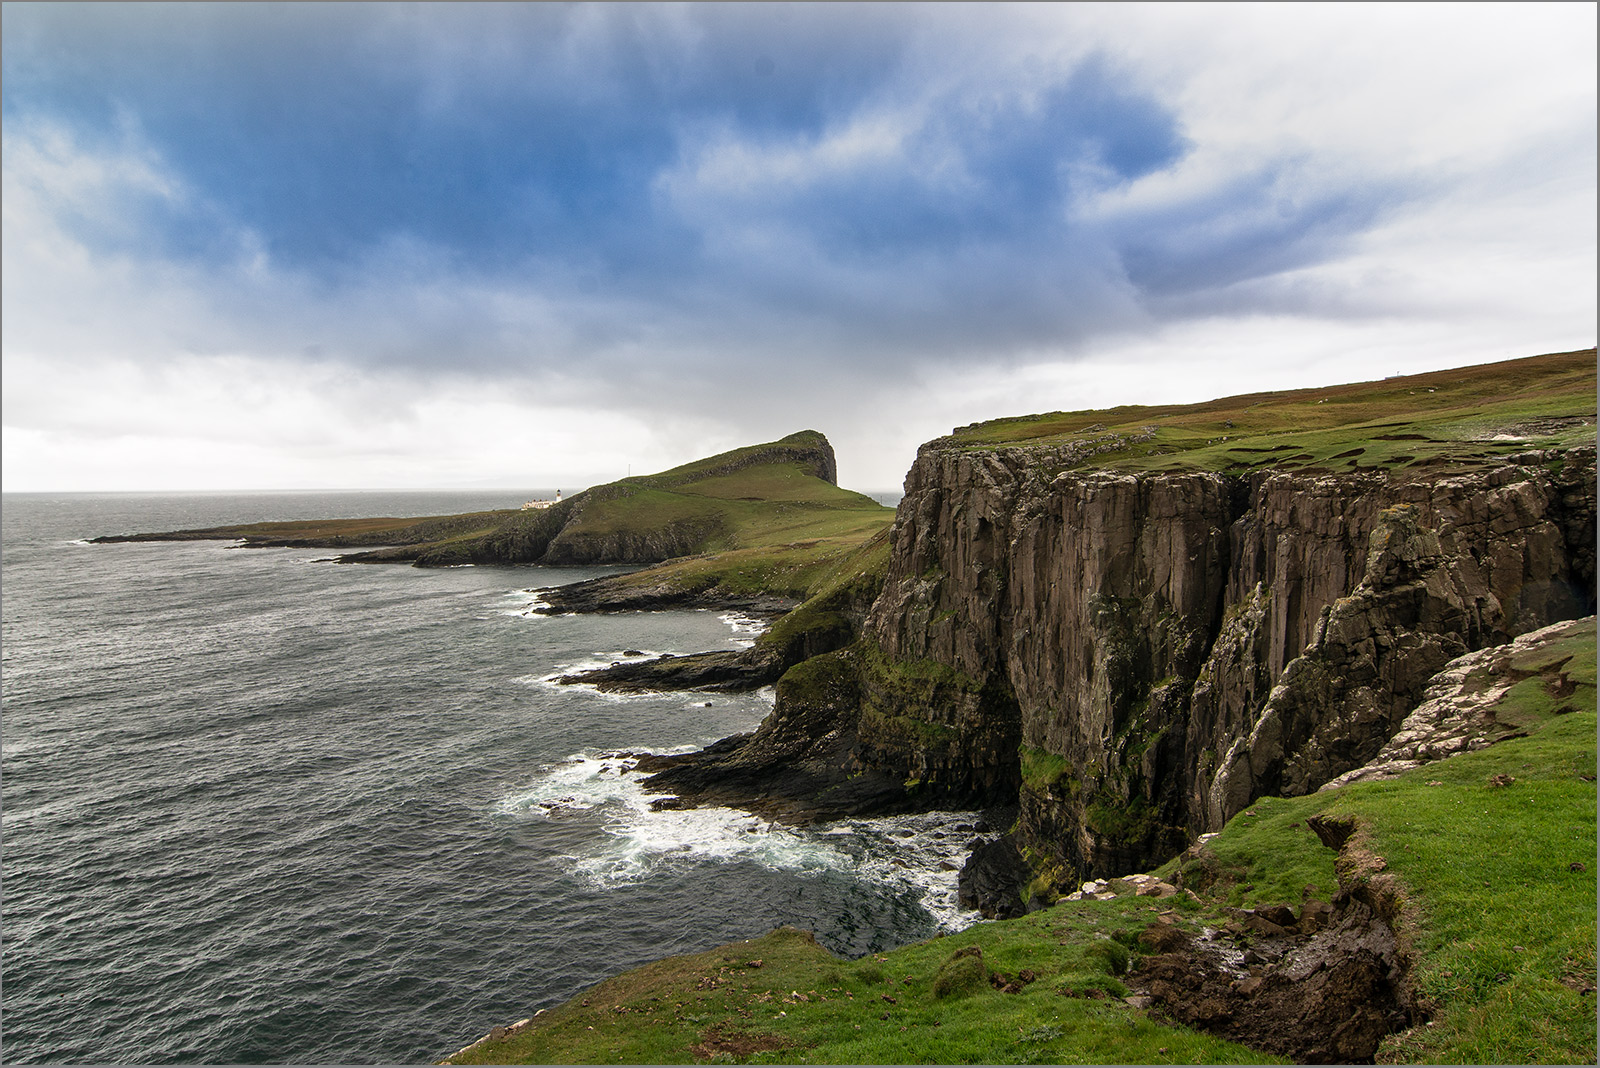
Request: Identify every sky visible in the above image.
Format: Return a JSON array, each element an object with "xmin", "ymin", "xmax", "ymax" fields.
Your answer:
[{"xmin": 3, "ymin": 2, "xmax": 1595, "ymax": 494}]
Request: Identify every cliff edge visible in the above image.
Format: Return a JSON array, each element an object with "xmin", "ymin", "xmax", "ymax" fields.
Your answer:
[{"xmin": 643, "ymin": 349, "xmax": 1598, "ymax": 901}]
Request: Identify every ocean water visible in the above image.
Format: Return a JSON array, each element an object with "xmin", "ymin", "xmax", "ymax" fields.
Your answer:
[{"xmin": 0, "ymin": 491, "xmax": 976, "ymax": 1065}]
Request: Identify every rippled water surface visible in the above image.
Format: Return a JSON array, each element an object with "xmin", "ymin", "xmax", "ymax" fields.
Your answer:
[{"xmin": 1, "ymin": 492, "xmax": 976, "ymax": 1064}]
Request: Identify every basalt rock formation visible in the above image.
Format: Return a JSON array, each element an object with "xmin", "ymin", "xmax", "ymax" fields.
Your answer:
[
  {"xmin": 867, "ymin": 444, "xmax": 1594, "ymax": 886},
  {"xmin": 644, "ymin": 353, "xmax": 1598, "ymax": 906}
]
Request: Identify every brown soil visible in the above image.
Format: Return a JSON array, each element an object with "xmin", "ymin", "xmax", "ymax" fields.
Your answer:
[
  {"xmin": 688, "ymin": 1023, "xmax": 790, "ymax": 1060},
  {"xmin": 1130, "ymin": 822, "xmax": 1418, "ymax": 1064}
]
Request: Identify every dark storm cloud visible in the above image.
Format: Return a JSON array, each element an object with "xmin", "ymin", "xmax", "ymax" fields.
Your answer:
[{"xmin": 2, "ymin": 4, "xmax": 909, "ymax": 270}]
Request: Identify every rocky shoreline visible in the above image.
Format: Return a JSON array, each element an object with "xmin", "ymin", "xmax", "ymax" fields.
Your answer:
[{"xmin": 532, "ymin": 572, "xmax": 801, "ymax": 618}]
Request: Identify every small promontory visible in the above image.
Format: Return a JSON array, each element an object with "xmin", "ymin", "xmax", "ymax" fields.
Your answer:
[{"xmin": 91, "ymin": 430, "xmax": 891, "ymax": 572}]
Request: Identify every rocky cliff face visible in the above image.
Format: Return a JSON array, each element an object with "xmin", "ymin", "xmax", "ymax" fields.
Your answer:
[{"xmin": 860, "ymin": 443, "xmax": 1595, "ymax": 883}]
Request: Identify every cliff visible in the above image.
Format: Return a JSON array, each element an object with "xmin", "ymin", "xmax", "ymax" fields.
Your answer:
[
  {"xmin": 872, "ymin": 439, "xmax": 1594, "ymax": 886},
  {"xmin": 644, "ymin": 349, "xmax": 1598, "ymax": 897}
]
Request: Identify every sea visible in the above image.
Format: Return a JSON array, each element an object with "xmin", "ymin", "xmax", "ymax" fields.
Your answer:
[{"xmin": 0, "ymin": 491, "xmax": 988, "ymax": 1065}]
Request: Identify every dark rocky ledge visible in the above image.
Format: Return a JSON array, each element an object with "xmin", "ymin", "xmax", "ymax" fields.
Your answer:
[
  {"xmin": 557, "ymin": 647, "xmax": 785, "ymax": 693},
  {"xmin": 629, "ymin": 645, "xmax": 1014, "ymax": 823},
  {"xmin": 632, "ymin": 735, "xmax": 922, "ymax": 823},
  {"xmin": 533, "ymin": 573, "xmax": 800, "ymax": 617},
  {"xmin": 956, "ymin": 834, "xmax": 1035, "ymax": 920}
]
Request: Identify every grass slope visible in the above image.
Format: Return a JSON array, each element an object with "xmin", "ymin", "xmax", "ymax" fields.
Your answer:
[
  {"xmin": 448, "ymin": 620, "xmax": 1596, "ymax": 1065},
  {"xmin": 574, "ymin": 519, "xmax": 895, "ymax": 611},
  {"xmin": 95, "ymin": 431, "xmax": 894, "ymax": 573},
  {"xmin": 948, "ymin": 348, "xmax": 1596, "ymax": 475},
  {"xmin": 550, "ymin": 431, "xmax": 884, "ymax": 550}
]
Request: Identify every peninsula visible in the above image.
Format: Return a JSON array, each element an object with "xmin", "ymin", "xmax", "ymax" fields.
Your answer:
[
  {"xmin": 91, "ymin": 429, "xmax": 892, "ymax": 593},
  {"xmin": 90, "ymin": 348, "xmax": 1598, "ymax": 1062}
]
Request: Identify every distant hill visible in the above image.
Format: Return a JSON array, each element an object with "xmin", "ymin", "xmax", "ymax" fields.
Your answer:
[{"xmin": 91, "ymin": 430, "xmax": 893, "ymax": 568}]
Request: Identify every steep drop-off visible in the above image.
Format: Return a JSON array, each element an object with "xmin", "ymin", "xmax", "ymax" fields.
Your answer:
[
  {"xmin": 873, "ymin": 439, "xmax": 1594, "ymax": 885},
  {"xmin": 645, "ymin": 350, "xmax": 1598, "ymax": 898}
]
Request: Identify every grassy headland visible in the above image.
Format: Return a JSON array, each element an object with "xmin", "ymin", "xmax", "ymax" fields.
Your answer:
[
  {"xmin": 446, "ymin": 619, "xmax": 1596, "ymax": 1065},
  {"xmin": 944, "ymin": 347, "xmax": 1596, "ymax": 475},
  {"xmin": 92, "ymin": 431, "xmax": 895, "ymax": 575}
]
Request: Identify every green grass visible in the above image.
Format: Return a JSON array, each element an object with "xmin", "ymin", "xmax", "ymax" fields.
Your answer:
[
  {"xmin": 429, "ymin": 431, "xmax": 891, "ymax": 565},
  {"xmin": 1358, "ymin": 708, "xmax": 1596, "ymax": 1064},
  {"xmin": 448, "ymin": 620, "xmax": 1597, "ymax": 1065},
  {"xmin": 1020, "ymin": 745, "xmax": 1073, "ymax": 792},
  {"xmin": 98, "ymin": 430, "xmax": 895, "ymax": 576},
  {"xmin": 573, "ymin": 517, "xmax": 894, "ymax": 610},
  {"xmin": 946, "ymin": 348, "xmax": 1596, "ymax": 475},
  {"xmin": 446, "ymin": 915, "xmax": 1277, "ymax": 1066}
]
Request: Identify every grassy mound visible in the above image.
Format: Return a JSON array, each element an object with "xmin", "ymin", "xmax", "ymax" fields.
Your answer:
[
  {"xmin": 446, "ymin": 621, "xmax": 1596, "ymax": 1064},
  {"xmin": 946, "ymin": 348, "xmax": 1596, "ymax": 474},
  {"xmin": 92, "ymin": 431, "xmax": 895, "ymax": 573}
]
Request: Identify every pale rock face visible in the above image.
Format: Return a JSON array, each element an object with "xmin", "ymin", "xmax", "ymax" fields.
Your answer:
[
  {"xmin": 1319, "ymin": 616, "xmax": 1592, "ymax": 789},
  {"xmin": 864, "ymin": 442, "xmax": 1595, "ymax": 881}
]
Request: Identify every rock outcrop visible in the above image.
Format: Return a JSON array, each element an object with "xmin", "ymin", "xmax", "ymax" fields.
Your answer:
[
  {"xmin": 1319, "ymin": 615, "xmax": 1594, "ymax": 789},
  {"xmin": 533, "ymin": 575, "xmax": 800, "ymax": 617}
]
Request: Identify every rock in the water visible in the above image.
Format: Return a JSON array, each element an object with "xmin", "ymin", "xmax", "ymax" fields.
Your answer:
[{"xmin": 958, "ymin": 835, "xmax": 1032, "ymax": 919}]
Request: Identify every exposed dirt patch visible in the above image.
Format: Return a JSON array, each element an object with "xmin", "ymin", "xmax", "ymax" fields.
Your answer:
[
  {"xmin": 689, "ymin": 1023, "xmax": 791, "ymax": 1060},
  {"xmin": 1130, "ymin": 822, "xmax": 1418, "ymax": 1064}
]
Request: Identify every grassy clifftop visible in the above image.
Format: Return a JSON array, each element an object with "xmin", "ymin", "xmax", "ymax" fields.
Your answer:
[{"xmin": 945, "ymin": 348, "xmax": 1596, "ymax": 475}]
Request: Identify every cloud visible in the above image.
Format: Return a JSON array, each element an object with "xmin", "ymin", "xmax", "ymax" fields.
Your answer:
[{"xmin": 2, "ymin": 3, "xmax": 1593, "ymax": 492}]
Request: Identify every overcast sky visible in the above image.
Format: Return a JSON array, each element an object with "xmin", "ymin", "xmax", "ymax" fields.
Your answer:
[{"xmin": 3, "ymin": 2, "xmax": 1595, "ymax": 493}]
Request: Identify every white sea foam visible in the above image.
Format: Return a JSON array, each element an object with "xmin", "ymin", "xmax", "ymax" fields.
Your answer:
[
  {"xmin": 500, "ymin": 754, "xmax": 646, "ymax": 815},
  {"xmin": 500, "ymin": 753, "xmax": 849, "ymax": 882},
  {"xmin": 718, "ymin": 611, "xmax": 767, "ymax": 648},
  {"xmin": 523, "ymin": 649, "xmax": 670, "ymax": 697},
  {"xmin": 499, "ymin": 753, "xmax": 981, "ymax": 930},
  {"xmin": 517, "ymin": 675, "xmax": 638, "ymax": 703},
  {"xmin": 829, "ymin": 810, "xmax": 985, "ymax": 932},
  {"xmin": 502, "ymin": 589, "xmax": 554, "ymax": 618},
  {"xmin": 545, "ymin": 650, "xmax": 661, "ymax": 677}
]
